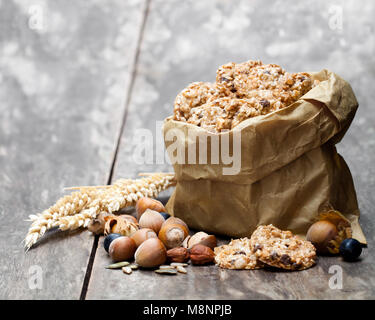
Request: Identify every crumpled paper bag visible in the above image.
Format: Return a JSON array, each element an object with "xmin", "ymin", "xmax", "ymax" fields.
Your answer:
[{"xmin": 163, "ymin": 70, "xmax": 366, "ymax": 244}]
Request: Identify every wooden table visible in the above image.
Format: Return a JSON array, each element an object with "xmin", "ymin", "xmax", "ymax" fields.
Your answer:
[{"xmin": 1, "ymin": 0, "xmax": 374, "ymax": 300}]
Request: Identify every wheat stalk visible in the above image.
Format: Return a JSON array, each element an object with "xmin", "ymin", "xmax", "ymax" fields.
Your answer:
[
  {"xmin": 58, "ymin": 173, "xmax": 175, "ymax": 231},
  {"xmin": 24, "ymin": 173, "xmax": 175, "ymax": 249},
  {"xmin": 24, "ymin": 189, "xmax": 98, "ymax": 250}
]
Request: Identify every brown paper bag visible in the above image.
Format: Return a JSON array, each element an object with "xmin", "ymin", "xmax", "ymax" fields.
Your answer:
[{"xmin": 163, "ymin": 70, "xmax": 366, "ymax": 244}]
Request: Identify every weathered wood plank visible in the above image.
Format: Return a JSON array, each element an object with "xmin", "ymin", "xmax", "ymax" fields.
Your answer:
[
  {"xmin": 87, "ymin": 0, "xmax": 375, "ymax": 299},
  {"xmin": 88, "ymin": 235, "xmax": 374, "ymax": 300},
  {"xmin": 0, "ymin": 0, "xmax": 146, "ymax": 299}
]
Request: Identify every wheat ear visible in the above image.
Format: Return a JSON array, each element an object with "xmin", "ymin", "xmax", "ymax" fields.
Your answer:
[
  {"xmin": 24, "ymin": 189, "xmax": 98, "ymax": 250},
  {"xmin": 58, "ymin": 173, "xmax": 175, "ymax": 231},
  {"xmin": 24, "ymin": 173, "xmax": 175, "ymax": 249}
]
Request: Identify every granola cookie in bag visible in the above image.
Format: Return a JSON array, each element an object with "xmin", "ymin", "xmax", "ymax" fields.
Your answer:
[{"xmin": 164, "ymin": 59, "xmax": 365, "ymax": 244}]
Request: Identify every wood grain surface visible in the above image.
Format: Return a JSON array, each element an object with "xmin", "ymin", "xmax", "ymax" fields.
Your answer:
[
  {"xmin": 0, "ymin": 0, "xmax": 145, "ymax": 299},
  {"xmin": 1, "ymin": 0, "xmax": 374, "ymax": 299}
]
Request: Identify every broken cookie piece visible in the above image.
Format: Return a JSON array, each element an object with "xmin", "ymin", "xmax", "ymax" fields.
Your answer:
[{"xmin": 214, "ymin": 238, "xmax": 264, "ymax": 270}]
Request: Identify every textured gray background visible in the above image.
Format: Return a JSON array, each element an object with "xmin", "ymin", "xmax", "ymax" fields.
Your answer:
[{"xmin": 0, "ymin": 0, "xmax": 374, "ymax": 299}]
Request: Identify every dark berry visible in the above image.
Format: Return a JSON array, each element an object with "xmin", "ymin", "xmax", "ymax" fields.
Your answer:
[
  {"xmin": 158, "ymin": 212, "xmax": 170, "ymax": 220},
  {"xmin": 339, "ymin": 238, "xmax": 362, "ymax": 261},
  {"xmin": 104, "ymin": 233, "xmax": 122, "ymax": 252}
]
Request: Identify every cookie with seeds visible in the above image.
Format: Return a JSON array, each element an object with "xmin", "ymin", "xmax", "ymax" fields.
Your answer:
[
  {"xmin": 173, "ymin": 60, "xmax": 315, "ymax": 132},
  {"xmin": 173, "ymin": 82, "xmax": 218, "ymax": 121},
  {"xmin": 214, "ymin": 238, "xmax": 264, "ymax": 270},
  {"xmin": 250, "ymin": 224, "xmax": 316, "ymax": 271},
  {"xmin": 215, "ymin": 60, "xmax": 313, "ymax": 105}
]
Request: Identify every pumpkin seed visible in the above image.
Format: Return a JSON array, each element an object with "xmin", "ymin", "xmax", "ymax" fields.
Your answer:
[
  {"xmin": 155, "ymin": 268, "xmax": 177, "ymax": 275},
  {"xmin": 105, "ymin": 261, "xmax": 130, "ymax": 269}
]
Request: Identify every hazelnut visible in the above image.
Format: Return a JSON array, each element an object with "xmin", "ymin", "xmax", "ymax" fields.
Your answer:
[
  {"xmin": 190, "ymin": 244, "xmax": 215, "ymax": 265},
  {"xmin": 138, "ymin": 209, "xmax": 165, "ymax": 234},
  {"xmin": 166, "ymin": 247, "xmax": 190, "ymax": 263},
  {"xmin": 134, "ymin": 238, "xmax": 167, "ymax": 268},
  {"xmin": 187, "ymin": 232, "xmax": 217, "ymax": 250},
  {"xmin": 158, "ymin": 223, "xmax": 189, "ymax": 249},
  {"xmin": 103, "ymin": 233, "xmax": 122, "ymax": 252},
  {"xmin": 307, "ymin": 210, "xmax": 352, "ymax": 254},
  {"xmin": 136, "ymin": 198, "xmax": 165, "ymax": 220},
  {"xmin": 131, "ymin": 228, "xmax": 157, "ymax": 247},
  {"xmin": 109, "ymin": 236, "xmax": 137, "ymax": 262},
  {"xmin": 163, "ymin": 217, "xmax": 189, "ymax": 232},
  {"xmin": 104, "ymin": 215, "xmax": 139, "ymax": 237},
  {"xmin": 306, "ymin": 220, "xmax": 339, "ymax": 254}
]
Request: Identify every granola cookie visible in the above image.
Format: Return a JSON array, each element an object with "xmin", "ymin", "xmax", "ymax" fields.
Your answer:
[
  {"xmin": 173, "ymin": 60, "xmax": 316, "ymax": 132},
  {"xmin": 216, "ymin": 60, "xmax": 313, "ymax": 105},
  {"xmin": 173, "ymin": 82, "xmax": 219, "ymax": 122},
  {"xmin": 250, "ymin": 224, "xmax": 317, "ymax": 270},
  {"xmin": 214, "ymin": 238, "xmax": 264, "ymax": 270},
  {"xmin": 187, "ymin": 98, "xmax": 265, "ymax": 132}
]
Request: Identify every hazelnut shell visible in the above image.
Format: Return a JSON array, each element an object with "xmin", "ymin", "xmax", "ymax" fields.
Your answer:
[
  {"xmin": 104, "ymin": 215, "xmax": 139, "ymax": 236},
  {"xmin": 109, "ymin": 236, "xmax": 137, "ymax": 262},
  {"xmin": 121, "ymin": 214, "xmax": 138, "ymax": 224},
  {"xmin": 188, "ymin": 232, "xmax": 217, "ymax": 250},
  {"xmin": 182, "ymin": 235, "xmax": 191, "ymax": 248},
  {"xmin": 163, "ymin": 217, "xmax": 189, "ymax": 233},
  {"xmin": 136, "ymin": 198, "xmax": 165, "ymax": 220},
  {"xmin": 158, "ymin": 223, "xmax": 189, "ymax": 249},
  {"xmin": 134, "ymin": 238, "xmax": 167, "ymax": 268},
  {"xmin": 138, "ymin": 209, "xmax": 165, "ymax": 234},
  {"xmin": 131, "ymin": 228, "xmax": 157, "ymax": 247},
  {"xmin": 88, "ymin": 213, "xmax": 114, "ymax": 235},
  {"xmin": 306, "ymin": 220, "xmax": 339, "ymax": 254}
]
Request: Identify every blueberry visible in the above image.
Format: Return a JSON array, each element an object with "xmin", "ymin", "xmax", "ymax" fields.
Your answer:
[
  {"xmin": 158, "ymin": 212, "xmax": 170, "ymax": 220},
  {"xmin": 103, "ymin": 233, "xmax": 122, "ymax": 253},
  {"xmin": 339, "ymin": 238, "xmax": 362, "ymax": 261}
]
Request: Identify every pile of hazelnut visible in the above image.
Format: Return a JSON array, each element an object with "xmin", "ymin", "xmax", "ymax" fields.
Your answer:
[{"xmin": 98, "ymin": 197, "xmax": 217, "ymax": 275}]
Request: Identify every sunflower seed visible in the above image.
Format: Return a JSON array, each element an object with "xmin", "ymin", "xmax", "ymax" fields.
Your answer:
[
  {"xmin": 122, "ymin": 266, "xmax": 132, "ymax": 274},
  {"xmin": 176, "ymin": 266, "xmax": 187, "ymax": 274},
  {"xmin": 170, "ymin": 262, "xmax": 188, "ymax": 267},
  {"xmin": 105, "ymin": 261, "xmax": 130, "ymax": 269}
]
